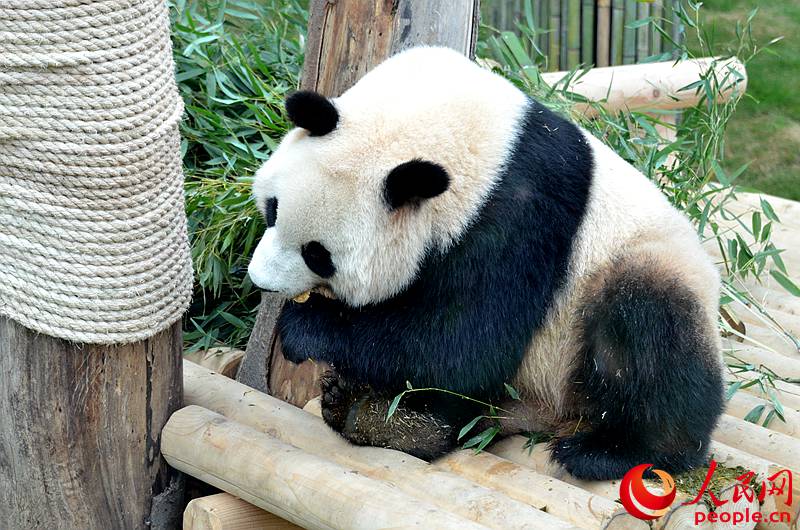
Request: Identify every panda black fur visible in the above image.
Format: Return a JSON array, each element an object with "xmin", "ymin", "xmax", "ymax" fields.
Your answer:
[{"xmin": 248, "ymin": 47, "xmax": 724, "ymax": 480}]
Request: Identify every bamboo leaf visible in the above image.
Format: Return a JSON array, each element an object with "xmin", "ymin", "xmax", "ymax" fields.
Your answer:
[{"xmin": 770, "ymin": 270, "xmax": 800, "ymax": 297}]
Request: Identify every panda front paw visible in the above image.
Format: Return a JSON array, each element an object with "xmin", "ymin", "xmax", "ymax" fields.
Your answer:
[{"xmin": 320, "ymin": 370, "xmax": 367, "ymax": 433}]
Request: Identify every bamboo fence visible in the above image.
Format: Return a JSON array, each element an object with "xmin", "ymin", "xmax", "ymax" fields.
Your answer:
[{"xmin": 482, "ymin": 0, "xmax": 683, "ymax": 70}]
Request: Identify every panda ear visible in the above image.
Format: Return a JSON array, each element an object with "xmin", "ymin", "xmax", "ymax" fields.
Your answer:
[
  {"xmin": 285, "ymin": 91, "xmax": 339, "ymax": 136},
  {"xmin": 383, "ymin": 159, "xmax": 450, "ymax": 210}
]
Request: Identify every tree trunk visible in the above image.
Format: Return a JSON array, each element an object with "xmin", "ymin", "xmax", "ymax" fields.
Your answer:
[
  {"xmin": 0, "ymin": 317, "xmax": 183, "ymax": 530},
  {"xmin": 241, "ymin": 0, "xmax": 481, "ymax": 408}
]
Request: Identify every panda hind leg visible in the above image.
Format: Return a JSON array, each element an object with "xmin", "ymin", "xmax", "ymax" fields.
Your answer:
[
  {"xmin": 320, "ymin": 370, "xmax": 480, "ymax": 461},
  {"xmin": 551, "ymin": 256, "xmax": 724, "ymax": 480}
]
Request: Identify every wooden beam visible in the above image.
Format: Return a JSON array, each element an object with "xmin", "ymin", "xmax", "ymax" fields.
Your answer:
[
  {"xmin": 247, "ymin": 0, "xmax": 481, "ymax": 408},
  {"xmin": 184, "ymin": 493, "xmax": 300, "ymax": 530},
  {"xmin": 541, "ymin": 56, "xmax": 747, "ymax": 115},
  {"xmin": 0, "ymin": 318, "xmax": 183, "ymax": 529},
  {"xmin": 162, "ymin": 406, "xmax": 491, "ymax": 530},
  {"xmin": 184, "ymin": 361, "xmax": 579, "ymax": 529}
]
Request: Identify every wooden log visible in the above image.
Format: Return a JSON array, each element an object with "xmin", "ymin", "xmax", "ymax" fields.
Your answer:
[
  {"xmin": 726, "ymin": 376, "xmax": 800, "ymax": 414},
  {"xmin": 163, "ymin": 406, "xmax": 491, "ymax": 530},
  {"xmin": 713, "ymin": 415, "xmax": 800, "ymax": 473},
  {"xmin": 254, "ymin": 0, "xmax": 479, "ymax": 408},
  {"xmin": 185, "ymin": 347, "xmax": 245, "ymax": 379},
  {"xmin": 184, "ymin": 493, "xmax": 300, "ymax": 530},
  {"xmin": 541, "ymin": 56, "xmax": 747, "ymax": 115},
  {"xmin": 727, "ymin": 391, "xmax": 800, "ymax": 439},
  {"xmin": 0, "ymin": 317, "xmax": 183, "ymax": 530},
  {"xmin": 437, "ymin": 450, "xmax": 648, "ymax": 530},
  {"xmin": 183, "ymin": 361, "xmax": 579, "ymax": 530},
  {"xmin": 488, "ymin": 436, "xmax": 622, "ymax": 500},
  {"xmin": 723, "ymin": 343, "xmax": 800, "ymax": 380},
  {"xmin": 580, "ymin": 0, "xmax": 595, "ymax": 65},
  {"xmin": 712, "ymin": 485, "xmax": 758, "ymax": 530},
  {"xmin": 596, "ymin": 0, "xmax": 612, "ymax": 66}
]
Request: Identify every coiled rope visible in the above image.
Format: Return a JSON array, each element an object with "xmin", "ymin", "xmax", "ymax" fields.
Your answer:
[{"xmin": 0, "ymin": 0, "xmax": 193, "ymax": 343}]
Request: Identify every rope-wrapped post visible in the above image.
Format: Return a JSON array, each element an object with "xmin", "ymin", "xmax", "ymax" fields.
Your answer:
[{"xmin": 0, "ymin": 1, "xmax": 192, "ymax": 528}]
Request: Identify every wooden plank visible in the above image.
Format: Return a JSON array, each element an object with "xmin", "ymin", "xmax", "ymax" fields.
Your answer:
[
  {"xmin": 163, "ymin": 406, "xmax": 491, "ymax": 530},
  {"xmin": 183, "ymin": 361, "xmax": 579, "ymax": 530},
  {"xmin": 596, "ymin": 0, "xmax": 611, "ymax": 66},
  {"xmin": 184, "ymin": 493, "xmax": 300, "ymax": 530},
  {"xmin": 0, "ymin": 318, "xmax": 183, "ymax": 529},
  {"xmin": 260, "ymin": 0, "xmax": 480, "ymax": 408}
]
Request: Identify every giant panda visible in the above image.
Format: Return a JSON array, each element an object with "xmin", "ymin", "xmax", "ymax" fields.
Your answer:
[{"xmin": 247, "ymin": 46, "xmax": 724, "ymax": 480}]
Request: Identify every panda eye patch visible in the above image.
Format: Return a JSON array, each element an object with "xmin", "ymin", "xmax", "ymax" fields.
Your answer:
[
  {"xmin": 301, "ymin": 241, "xmax": 335, "ymax": 278},
  {"xmin": 264, "ymin": 197, "xmax": 278, "ymax": 228}
]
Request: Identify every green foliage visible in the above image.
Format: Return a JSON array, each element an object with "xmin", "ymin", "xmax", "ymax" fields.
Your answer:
[
  {"xmin": 691, "ymin": 0, "xmax": 800, "ymax": 201},
  {"xmin": 171, "ymin": 0, "xmax": 307, "ymax": 350}
]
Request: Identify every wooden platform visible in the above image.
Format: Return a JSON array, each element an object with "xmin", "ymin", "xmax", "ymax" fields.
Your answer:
[{"xmin": 171, "ymin": 193, "xmax": 800, "ymax": 530}]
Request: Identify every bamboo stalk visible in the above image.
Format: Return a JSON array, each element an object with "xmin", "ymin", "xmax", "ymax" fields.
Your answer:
[
  {"xmin": 560, "ymin": 0, "xmax": 569, "ymax": 68},
  {"xmin": 541, "ymin": 0, "xmax": 550, "ymax": 66},
  {"xmin": 548, "ymin": 0, "xmax": 561, "ymax": 69},
  {"xmin": 671, "ymin": 0, "xmax": 682, "ymax": 48},
  {"xmin": 623, "ymin": 0, "xmax": 637, "ymax": 63},
  {"xmin": 651, "ymin": 1, "xmax": 663, "ymax": 55},
  {"xmin": 163, "ymin": 406, "xmax": 490, "ymax": 530},
  {"xmin": 636, "ymin": 0, "xmax": 651, "ymax": 61},
  {"xmin": 596, "ymin": 0, "xmax": 611, "ymax": 66},
  {"xmin": 661, "ymin": 0, "xmax": 674, "ymax": 54},
  {"xmin": 567, "ymin": 0, "xmax": 581, "ymax": 67},
  {"xmin": 611, "ymin": 0, "xmax": 625, "ymax": 65},
  {"xmin": 581, "ymin": 0, "xmax": 595, "ymax": 65}
]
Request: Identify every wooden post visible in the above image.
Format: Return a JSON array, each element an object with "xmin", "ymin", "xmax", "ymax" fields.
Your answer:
[
  {"xmin": 244, "ymin": 0, "xmax": 480, "ymax": 408},
  {"xmin": 0, "ymin": 318, "xmax": 183, "ymax": 529}
]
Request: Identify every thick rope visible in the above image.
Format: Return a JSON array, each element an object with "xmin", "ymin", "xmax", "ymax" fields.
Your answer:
[{"xmin": 0, "ymin": 0, "xmax": 192, "ymax": 344}]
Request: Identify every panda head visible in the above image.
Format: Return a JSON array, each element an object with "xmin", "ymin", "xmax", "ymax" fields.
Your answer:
[{"xmin": 247, "ymin": 47, "xmax": 527, "ymax": 306}]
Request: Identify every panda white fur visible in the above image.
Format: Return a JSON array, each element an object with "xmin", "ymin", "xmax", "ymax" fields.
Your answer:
[{"xmin": 247, "ymin": 46, "xmax": 724, "ymax": 480}]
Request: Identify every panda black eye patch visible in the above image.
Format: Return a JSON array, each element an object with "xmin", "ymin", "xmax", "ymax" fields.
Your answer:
[
  {"xmin": 301, "ymin": 241, "xmax": 335, "ymax": 278},
  {"xmin": 264, "ymin": 197, "xmax": 278, "ymax": 228}
]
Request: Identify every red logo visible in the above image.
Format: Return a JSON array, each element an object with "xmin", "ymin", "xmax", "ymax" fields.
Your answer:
[{"xmin": 619, "ymin": 463, "xmax": 677, "ymax": 520}]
